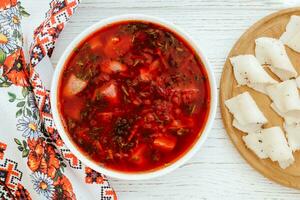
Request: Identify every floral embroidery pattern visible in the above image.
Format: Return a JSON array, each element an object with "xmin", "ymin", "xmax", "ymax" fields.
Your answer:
[
  {"xmin": 6, "ymin": 1, "xmax": 77, "ymax": 197},
  {"xmin": 0, "ymin": 1, "xmax": 76, "ymax": 199},
  {"xmin": 0, "ymin": 26, "xmax": 17, "ymax": 54},
  {"xmin": 27, "ymin": 0, "xmax": 81, "ymax": 149},
  {"xmin": 0, "ymin": 67, "xmax": 12, "ymax": 87},
  {"xmin": 30, "ymin": 0, "xmax": 80, "ymax": 67},
  {"xmin": 53, "ymin": 175, "xmax": 75, "ymax": 200},
  {"xmin": 10, "ymin": 84, "xmax": 76, "ymax": 199},
  {"xmin": 5, "ymin": 6, "xmax": 22, "ymax": 30},
  {"xmin": 85, "ymin": 167, "xmax": 117, "ymax": 199},
  {"xmin": 0, "ymin": 2, "xmax": 28, "ymax": 89},
  {"xmin": 17, "ymin": 116, "xmax": 41, "ymax": 139},
  {"xmin": 31, "ymin": 171, "xmax": 55, "ymax": 199},
  {"xmin": 85, "ymin": 167, "xmax": 105, "ymax": 184},
  {"xmin": 27, "ymin": 138, "xmax": 63, "ymax": 179},
  {"xmin": 2, "ymin": 49, "xmax": 29, "ymax": 87},
  {"xmin": 0, "ymin": 141, "xmax": 32, "ymax": 200},
  {"xmin": 0, "ymin": 3, "xmax": 25, "ymax": 54},
  {"xmin": 14, "ymin": 183, "xmax": 32, "ymax": 200},
  {"xmin": 8, "ymin": 87, "xmax": 38, "ymax": 119},
  {"xmin": 0, "ymin": 142, "xmax": 7, "ymax": 160},
  {"xmin": 0, "ymin": 0, "xmax": 117, "ymax": 199},
  {"xmin": 14, "ymin": 134, "xmax": 72, "ymax": 199},
  {"xmin": 0, "ymin": 0, "xmax": 17, "ymax": 11}
]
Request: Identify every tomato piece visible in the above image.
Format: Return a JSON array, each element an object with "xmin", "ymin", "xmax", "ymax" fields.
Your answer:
[
  {"xmin": 104, "ymin": 35, "xmax": 132, "ymax": 59},
  {"xmin": 131, "ymin": 144, "xmax": 148, "ymax": 166},
  {"xmin": 76, "ymin": 127, "xmax": 90, "ymax": 143},
  {"xmin": 88, "ymin": 37, "xmax": 103, "ymax": 52},
  {"xmin": 101, "ymin": 59, "xmax": 127, "ymax": 74},
  {"xmin": 93, "ymin": 141, "xmax": 103, "ymax": 151},
  {"xmin": 149, "ymin": 59, "xmax": 160, "ymax": 71},
  {"xmin": 96, "ymin": 112, "xmax": 113, "ymax": 123},
  {"xmin": 139, "ymin": 68, "xmax": 151, "ymax": 81},
  {"xmin": 63, "ymin": 74, "xmax": 88, "ymax": 97},
  {"xmin": 153, "ymin": 135, "xmax": 177, "ymax": 152},
  {"xmin": 139, "ymin": 60, "xmax": 161, "ymax": 81},
  {"xmin": 169, "ymin": 120, "xmax": 185, "ymax": 129},
  {"xmin": 143, "ymin": 53, "xmax": 153, "ymax": 64},
  {"xmin": 181, "ymin": 89, "xmax": 200, "ymax": 104},
  {"xmin": 169, "ymin": 81, "xmax": 200, "ymax": 105},
  {"xmin": 63, "ymin": 96, "xmax": 84, "ymax": 120}
]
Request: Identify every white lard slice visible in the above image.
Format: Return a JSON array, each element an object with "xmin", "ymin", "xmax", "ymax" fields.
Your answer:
[
  {"xmin": 243, "ymin": 127, "xmax": 294, "ymax": 169},
  {"xmin": 261, "ymin": 127, "xmax": 294, "ymax": 169},
  {"xmin": 296, "ymin": 76, "xmax": 300, "ymax": 89},
  {"xmin": 243, "ymin": 133, "xmax": 268, "ymax": 159},
  {"xmin": 280, "ymin": 15, "xmax": 300, "ymax": 53},
  {"xmin": 270, "ymin": 103, "xmax": 300, "ymax": 125},
  {"xmin": 284, "ymin": 123, "xmax": 300, "ymax": 152},
  {"xmin": 255, "ymin": 37, "xmax": 297, "ymax": 80},
  {"xmin": 266, "ymin": 80, "xmax": 300, "ymax": 116},
  {"xmin": 230, "ymin": 55, "xmax": 278, "ymax": 94},
  {"xmin": 225, "ymin": 92, "xmax": 268, "ymax": 133},
  {"xmin": 232, "ymin": 119, "xmax": 263, "ymax": 133}
]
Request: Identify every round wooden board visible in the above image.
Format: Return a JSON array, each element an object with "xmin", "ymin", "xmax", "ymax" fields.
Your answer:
[{"xmin": 220, "ymin": 7, "xmax": 300, "ymax": 189}]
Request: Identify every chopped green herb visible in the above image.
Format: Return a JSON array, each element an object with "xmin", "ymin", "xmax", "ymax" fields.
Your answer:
[
  {"xmin": 90, "ymin": 54, "xmax": 99, "ymax": 62},
  {"xmin": 177, "ymin": 128, "xmax": 189, "ymax": 136},
  {"xmin": 190, "ymin": 104, "xmax": 196, "ymax": 115},
  {"xmin": 121, "ymin": 86, "xmax": 129, "ymax": 96},
  {"xmin": 81, "ymin": 110, "xmax": 89, "ymax": 120},
  {"xmin": 74, "ymin": 47, "xmax": 80, "ymax": 53},
  {"xmin": 96, "ymin": 93, "xmax": 103, "ymax": 101},
  {"xmin": 92, "ymin": 127, "xmax": 104, "ymax": 132},
  {"xmin": 152, "ymin": 154, "xmax": 160, "ymax": 161},
  {"xmin": 153, "ymin": 113, "xmax": 163, "ymax": 124},
  {"xmin": 67, "ymin": 118, "xmax": 76, "ymax": 129},
  {"xmin": 133, "ymin": 59, "xmax": 141, "ymax": 67},
  {"xmin": 88, "ymin": 127, "xmax": 104, "ymax": 139},
  {"xmin": 176, "ymin": 47, "xmax": 183, "ymax": 52},
  {"xmin": 77, "ymin": 60, "xmax": 84, "ymax": 66}
]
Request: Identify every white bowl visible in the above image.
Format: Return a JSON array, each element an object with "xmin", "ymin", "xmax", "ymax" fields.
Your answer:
[{"xmin": 50, "ymin": 14, "xmax": 217, "ymax": 180}]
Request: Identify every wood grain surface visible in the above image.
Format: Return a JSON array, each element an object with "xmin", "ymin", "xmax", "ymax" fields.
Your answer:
[
  {"xmin": 220, "ymin": 7, "xmax": 300, "ymax": 190},
  {"xmin": 24, "ymin": 0, "xmax": 300, "ymax": 199}
]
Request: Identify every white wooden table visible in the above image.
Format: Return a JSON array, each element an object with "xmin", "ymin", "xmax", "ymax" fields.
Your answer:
[{"xmin": 26, "ymin": 0, "xmax": 300, "ymax": 199}]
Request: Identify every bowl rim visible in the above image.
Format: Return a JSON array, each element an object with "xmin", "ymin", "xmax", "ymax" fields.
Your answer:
[{"xmin": 50, "ymin": 14, "xmax": 217, "ymax": 180}]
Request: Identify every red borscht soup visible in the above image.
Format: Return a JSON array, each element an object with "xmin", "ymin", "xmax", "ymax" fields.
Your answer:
[{"xmin": 58, "ymin": 21, "xmax": 210, "ymax": 172}]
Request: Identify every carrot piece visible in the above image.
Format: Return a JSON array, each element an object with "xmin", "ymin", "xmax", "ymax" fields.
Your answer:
[
  {"xmin": 63, "ymin": 96, "xmax": 84, "ymax": 120},
  {"xmin": 180, "ymin": 54, "xmax": 193, "ymax": 69},
  {"xmin": 139, "ymin": 68, "xmax": 151, "ymax": 81},
  {"xmin": 131, "ymin": 144, "xmax": 148, "ymax": 165},
  {"xmin": 153, "ymin": 135, "xmax": 177, "ymax": 152},
  {"xmin": 139, "ymin": 60, "xmax": 161, "ymax": 81},
  {"xmin": 97, "ymin": 112, "xmax": 113, "ymax": 123},
  {"xmin": 157, "ymin": 50, "xmax": 170, "ymax": 69},
  {"xmin": 128, "ymin": 128, "xmax": 137, "ymax": 142},
  {"xmin": 149, "ymin": 59, "xmax": 160, "ymax": 71},
  {"xmin": 104, "ymin": 35, "xmax": 132, "ymax": 58},
  {"xmin": 93, "ymin": 141, "xmax": 103, "ymax": 151}
]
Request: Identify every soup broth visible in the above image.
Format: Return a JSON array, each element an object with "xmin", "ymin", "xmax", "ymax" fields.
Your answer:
[{"xmin": 58, "ymin": 21, "xmax": 210, "ymax": 172}]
